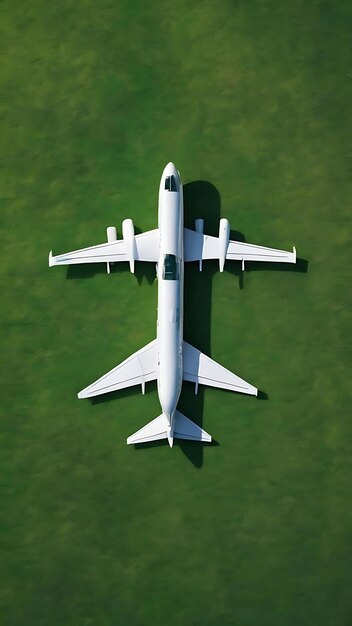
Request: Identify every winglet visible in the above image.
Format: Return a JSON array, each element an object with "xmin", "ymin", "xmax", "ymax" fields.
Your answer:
[
  {"xmin": 293, "ymin": 246, "xmax": 296, "ymax": 263},
  {"xmin": 48, "ymin": 251, "xmax": 54, "ymax": 267}
]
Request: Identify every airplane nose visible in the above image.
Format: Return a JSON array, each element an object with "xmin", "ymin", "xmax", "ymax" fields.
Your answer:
[{"xmin": 163, "ymin": 161, "xmax": 177, "ymax": 177}]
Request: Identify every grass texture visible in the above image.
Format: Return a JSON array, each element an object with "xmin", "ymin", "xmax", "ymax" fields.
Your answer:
[{"xmin": 1, "ymin": 1, "xmax": 351, "ymax": 624}]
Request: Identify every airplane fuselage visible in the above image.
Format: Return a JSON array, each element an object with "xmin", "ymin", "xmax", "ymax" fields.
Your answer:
[{"xmin": 156, "ymin": 163, "xmax": 184, "ymax": 445}]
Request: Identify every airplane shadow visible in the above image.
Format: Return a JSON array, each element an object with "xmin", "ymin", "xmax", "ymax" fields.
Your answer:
[
  {"xmin": 176, "ymin": 181, "xmax": 307, "ymax": 467},
  {"xmin": 178, "ymin": 181, "xmax": 222, "ymax": 467},
  {"xmin": 225, "ymin": 229, "xmax": 309, "ymax": 289},
  {"xmin": 66, "ymin": 262, "xmax": 107, "ymax": 279}
]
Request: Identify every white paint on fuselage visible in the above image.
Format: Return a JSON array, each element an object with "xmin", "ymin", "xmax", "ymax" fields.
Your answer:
[{"xmin": 156, "ymin": 162, "xmax": 184, "ymax": 446}]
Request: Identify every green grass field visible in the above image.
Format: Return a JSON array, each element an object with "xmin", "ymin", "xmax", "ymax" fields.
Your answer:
[{"xmin": 1, "ymin": 1, "xmax": 352, "ymax": 624}]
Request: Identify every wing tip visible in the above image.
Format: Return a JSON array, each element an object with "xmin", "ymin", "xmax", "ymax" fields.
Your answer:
[
  {"xmin": 293, "ymin": 246, "xmax": 296, "ymax": 263},
  {"xmin": 48, "ymin": 250, "xmax": 54, "ymax": 267}
]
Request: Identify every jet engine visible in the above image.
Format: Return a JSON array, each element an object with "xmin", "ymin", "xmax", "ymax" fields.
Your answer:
[
  {"xmin": 106, "ymin": 226, "xmax": 117, "ymax": 273},
  {"xmin": 218, "ymin": 218, "xmax": 230, "ymax": 272},
  {"xmin": 122, "ymin": 218, "xmax": 136, "ymax": 273}
]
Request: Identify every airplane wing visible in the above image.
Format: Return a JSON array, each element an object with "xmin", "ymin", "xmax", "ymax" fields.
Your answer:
[
  {"xmin": 184, "ymin": 228, "xmax": 218, "ymax": 262},
  {"xmin": 226, "ymin": 240, "xmax": 296, "ymax": 264},
  {"xmin": 49, "ymin": 229, "xmax": 160, "ymax": 267},
  {"xmin": 135, "ymin": 229, "xmax": 160, "ymax": 261},
  {"xmin": 78, "ymin": 339, "xmax": 158, "ymax": 399},
  {"xmin": 184, "ymin": 228, "xmax": 296, "ymax": 265},
  {"xmin": 183, "ymin": 341, "xmax": 257, "ymax": 395}
]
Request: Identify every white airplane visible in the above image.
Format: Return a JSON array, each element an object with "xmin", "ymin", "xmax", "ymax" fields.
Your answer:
[{"xmin": 49, "ymin": 162, "xmax": 296, "ymax": 447}]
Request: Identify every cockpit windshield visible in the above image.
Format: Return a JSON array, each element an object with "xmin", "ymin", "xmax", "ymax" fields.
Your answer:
[
  {"xmin": 164, "ymin": 175, "xmax": 178, "ymax": 192},
  {"xmin": 162, "ymin": 254, "xmax": 179, "ymax": 280}
]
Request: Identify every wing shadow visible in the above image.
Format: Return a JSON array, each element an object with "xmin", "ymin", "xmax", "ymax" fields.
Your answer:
[
  {"xmin": 225, "ymin": 229, "xmax": 308, "ymax": 288},
  {"xmin": 178, "ymin": 181, "xmax": 221, "ymax": 467},
  {"xmin": 90, "ymin": 380, "xmax": 157, "ymax": 405}
]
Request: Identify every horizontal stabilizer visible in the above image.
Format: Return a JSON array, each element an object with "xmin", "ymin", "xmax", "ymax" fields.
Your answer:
[
  {"xmin": 174, "ymin": 410, "xmax": 212, "ymax": 442},
  {"xmin": 127, "ymin": 414, "xmax": 168, "ymax": 445}
]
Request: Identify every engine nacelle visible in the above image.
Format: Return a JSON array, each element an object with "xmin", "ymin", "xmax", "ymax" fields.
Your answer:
[
  {"xmin": 122, "ymin": 218, "xmax": 136, "ymax": 273},
  {"xmin": 105, "ymin": 226, "xmax": 118, "ymax": 273},
  {"xmin": 195, "ymin": 219, "xmax": 204, "ymax": 271},
  {"xmin": 106, "ymin": 226, "xmax": 117, "ymax": 243},
  {"xmin": 218, "ymin": 218, "xmax": 230, "ymax": 272}
]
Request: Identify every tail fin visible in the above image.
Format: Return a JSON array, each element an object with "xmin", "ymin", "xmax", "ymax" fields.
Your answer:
[
  {"xmin": 127, "ymin": 414, "xmax": 168, "ymax": 445},
  {"xmin": 174, "ymin": 410, "xmax": 212, "ymax": 442}
]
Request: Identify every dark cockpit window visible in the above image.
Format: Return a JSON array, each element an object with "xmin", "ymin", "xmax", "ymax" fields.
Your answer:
[
  {"xmin": 162, "ymin": 254, "xmax": 179, "ymax": 280},
  {"xmin": 164, "ymin": 175, "xmax": 178, "ymax": 192}
]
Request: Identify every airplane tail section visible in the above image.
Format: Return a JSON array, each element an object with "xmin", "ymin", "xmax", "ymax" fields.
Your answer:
[
  {"xmin": 127, "ymin": 410, "xmax": 212, "ymax": 446},
  {"xmin": 174, "ymin": 410, "xmax": 212, "ymax": 442},
  {"xmin": 127, "ymin": 414, "xmax": 168, "ymax": 445}
]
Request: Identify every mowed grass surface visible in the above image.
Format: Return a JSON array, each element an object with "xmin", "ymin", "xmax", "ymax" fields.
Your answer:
[{"xmin": 1, "ymin": 1, "xmax": 351, "ymax": 624}]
